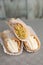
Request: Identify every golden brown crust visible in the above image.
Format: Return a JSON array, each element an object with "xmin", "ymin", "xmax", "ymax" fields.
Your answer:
[
  {"xmin": 23, "ymin": 42, "xmax": 31, "ymax": 51},
  {"xmin": 1, "ymin": 33, "xmax": 7, "ymax": 40}
]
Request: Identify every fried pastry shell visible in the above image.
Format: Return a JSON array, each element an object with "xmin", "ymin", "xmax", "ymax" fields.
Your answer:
[
  {"xmin": 0, "ymin": 30, "xmax": 23, "ymax": 55},
  {"xmin": 23, "ymin": 26, "xmax": 40, "ymax": 52},
  {"xmin": 7, "ymin": 18, "xmax": 29, "ymax": 41}
]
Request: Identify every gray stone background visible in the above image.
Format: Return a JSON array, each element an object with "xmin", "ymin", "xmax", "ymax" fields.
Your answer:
[{"xmin": 0, "ymin": 0, "xmax": 43, "ymax": 19}]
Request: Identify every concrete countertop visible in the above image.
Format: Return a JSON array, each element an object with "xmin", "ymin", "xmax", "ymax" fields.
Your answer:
[{"xmin": 0, "ymin": 18, "xmax": 43, "ymax": 65}]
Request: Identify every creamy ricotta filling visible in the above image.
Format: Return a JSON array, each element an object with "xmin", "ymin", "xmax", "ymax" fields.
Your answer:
[
  {"xmin": 27, "ymin": 36, "xmax": 38, "ymax": 50},
  {"xmin": 7, "ymin": 38, "xmax": 18, "ymax": 53}
]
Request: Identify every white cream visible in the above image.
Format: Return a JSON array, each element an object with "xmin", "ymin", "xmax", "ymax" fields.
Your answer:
[
  {"xmin": 27, "ymin": 40, "xmax": 33, "ymax": 49},
  {"xmin": 7, "ymin": 39, "xmax": 18, "ymax": 53},
  {"xmin": 27, "ymin": 36, "xmax": 38, "ymax": 50}
]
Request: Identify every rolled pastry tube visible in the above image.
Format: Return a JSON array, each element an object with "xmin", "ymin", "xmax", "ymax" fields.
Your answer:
[
  {"xmin": 7, "ymin": 18, "xmax": 29, "ymax": 41},
  {"xmin": 23, "ymin": 26, "xmax": 40, "ymax": 52},
  {"xmin": 1, "ymin": 30, "xmax": 23, "ymax": 55}
]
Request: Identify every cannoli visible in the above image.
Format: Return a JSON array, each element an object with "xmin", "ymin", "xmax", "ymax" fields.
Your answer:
[
  {"xmin": 0, "ymin": 30, "xmax": 23, "ymax": 55},
  {"xmin": 23, "ymin": 26, "xmax": 40, "ymax": 52},
  {"xmin": 7, "ymin": 18, "xmax": 29, "ymax": 41}
]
